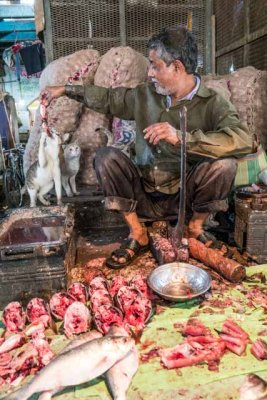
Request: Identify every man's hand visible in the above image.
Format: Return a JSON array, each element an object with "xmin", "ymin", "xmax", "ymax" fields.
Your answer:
[
  {"xmin": 40, "ymin": 86, "xmax": 65, "ymax": 106},
  {"xmin": 143, "ymin": 122, "xmax": 180, "ymax": 146}
]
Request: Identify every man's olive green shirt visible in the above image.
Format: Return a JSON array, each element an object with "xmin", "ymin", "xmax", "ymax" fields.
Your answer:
[{"xmin": 65, "ymin": 81, "xmax": 253, "ymax": 194}]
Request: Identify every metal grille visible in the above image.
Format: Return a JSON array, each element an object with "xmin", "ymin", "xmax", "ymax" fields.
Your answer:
[
  {"xmin": 248, "ymin": 36, "xmax": 267, "ymax": 70},
  {"xmin": 46, "ymin": 0, "xmax": 207, "ymax": 72},
  {"xmin": 49, "ymin": 0, "xmax": 121, "ymax": 59},
  {"xmin": 125, "ymin": 0, "xmax": 206, "ymax": 68},
  {"xmin": 216, "ymin": 47, "xmax": 244, "ymax": 76},
  {"xmin": 214, "ymin": 0, "xmax": 244, "ymax": 50},
  {"xmin": 249, "ymin": 0, "xmax": 267, "ymax": 33},
  {"xmin": 214, "ymin": 0, "xmax": 267, "ymax": 72}
]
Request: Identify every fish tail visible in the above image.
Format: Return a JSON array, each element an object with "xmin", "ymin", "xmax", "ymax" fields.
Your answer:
[{"xmin": 3, "ymin": 383, "xmax": 33, "ymax": 400}]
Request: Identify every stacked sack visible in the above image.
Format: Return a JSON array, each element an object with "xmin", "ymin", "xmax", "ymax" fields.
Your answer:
[
  {"xmin": 94, "ymin": 46, "xmax": 148, "ymax": 159},
  {"xmin": 203, "ymin": 67, "xmax": 267, "ymax": 150},
  {"xmin": 24, "ymin": 47, "xmax": 148, "ymax": 185},
  {"xmin": 226, "ymin": 66, "xmax": 267, "ymax": 150}
]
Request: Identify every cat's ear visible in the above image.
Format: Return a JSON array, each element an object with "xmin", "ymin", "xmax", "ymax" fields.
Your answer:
[
  {"xmin": 62, "ymin": 133, "xmax": 72, "ymax": 143},
  {"xmin": 62, "ymin": 144, "xmax": 67, "ymax": 150}
]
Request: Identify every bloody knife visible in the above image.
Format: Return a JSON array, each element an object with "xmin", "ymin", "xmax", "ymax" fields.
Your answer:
[{"xmin": 171, "ymin": 105, "xmax": 187, "ymax": 258}]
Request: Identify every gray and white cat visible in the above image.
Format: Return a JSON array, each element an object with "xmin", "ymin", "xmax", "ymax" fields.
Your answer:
[
  {"xmin": 61, "ymin": 141, "xmax": 81, "ymax": 197},
  {"xmin": 26, "ymin": 129, "xmax": 63, "ymax": 207}
]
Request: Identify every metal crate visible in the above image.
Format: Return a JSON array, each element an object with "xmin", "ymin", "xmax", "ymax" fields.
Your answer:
[
  {"xmin": 44, "ymin": 0, "xmax": 210, "ymax": 73},
  {"xmin": 214, "ymin": 0, "xmax": 267, "ymax": 73}
]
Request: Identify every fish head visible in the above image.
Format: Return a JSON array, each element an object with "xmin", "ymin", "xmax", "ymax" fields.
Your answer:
[
  {"xmin": 104, "ymin": 336, "xmax": 134, "ymax": 355},
  {"xmin": 240, "ymin": 374, "xmax": 267, "ymax": 400},
  {"xmin": 107, "ymin": 325, "xmax": 129, "ymax": 337}
]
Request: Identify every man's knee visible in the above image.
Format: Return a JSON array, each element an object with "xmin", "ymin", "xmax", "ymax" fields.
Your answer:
[
  {"xmin": 212, "ymin": 158, "xmax": 237, "ymax": 177},
  {"xmin": 94, "ymin": 146, "xmax": 120, "ymax": 171}
]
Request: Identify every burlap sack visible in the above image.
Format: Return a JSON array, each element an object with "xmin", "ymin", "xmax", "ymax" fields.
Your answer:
[
  {"xmin": 39, "ymin": 49, "xmax": 100, "ymax": 89},
  {"xmin": 226, "ymin": 66, "xmax": 267, "ymax": 148},
  {"xmin": 202, "ymin": 75, "xmax": 231, "ymax": 101},
  {"xmin": 94, "ymin": 46, "xmax": 148, "ymax": 149},
  {"xmin": 72, "ymin": 109, "xmax": 110, "ymax": 186},
  {"xmin": 46, "ymin": 97, "xmax": 83, "ymax": 133},
  {"xmin": 94, "ymin": 46, "xmax": 148, "ymax": 89}
]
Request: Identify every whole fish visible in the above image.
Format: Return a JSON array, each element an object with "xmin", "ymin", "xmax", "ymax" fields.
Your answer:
[
  {"xmin": 240, "ymin": 374, "xmax": 267, "ymax": 400},
  {"xmin": 106, "ymin": 325, "xmax": 139, "ymax": 400},
  {"xmin": 4, "ymin": 335, "xmax": 134, "ymax": 400},
  {"xmin": 59, "ymin": 329, "xmax": 102, "ymax": 354}
]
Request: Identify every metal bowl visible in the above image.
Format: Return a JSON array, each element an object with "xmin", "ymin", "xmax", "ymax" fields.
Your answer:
[{"xmin": 147, "ymin": 262, "xmax": 211, "ymax": 302}]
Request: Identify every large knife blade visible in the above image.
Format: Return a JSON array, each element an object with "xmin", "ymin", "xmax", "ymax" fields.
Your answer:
[{"xmin": 171, "ymin": 105, "xmax": 187, "ymax": 256}]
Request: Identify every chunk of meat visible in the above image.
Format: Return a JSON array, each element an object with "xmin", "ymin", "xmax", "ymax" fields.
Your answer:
[
  {"xmin": 49, "ymin": 292, "xmax": 75, "ymax": 320},
  {"xmin": 26, "ymin": 298, "xmax": 51, "ymax": 328},
  {"xmin": 94, "ymin": 304, "xmax": 124, "ymax": 334},
  {"xmin": 251, "ymin": 339, "xmax": 267, "ymax": 360},
  {"xmin": 67, "ymin": 282, "xmax": 88, "ymax": 304},
  {"xmin": 2, "ymin": 302, "xmax": 26, "ymax": 333},
  {"xmin": 63, "ymin": 302, "xmax": 92, "ymax": 338}
]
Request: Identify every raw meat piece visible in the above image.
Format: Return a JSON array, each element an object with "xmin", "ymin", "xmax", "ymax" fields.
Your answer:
[
  {"xmin": 88, "ymin": 276, "xmax": 109, "ymax": 297},
  {"xmin": 160, "ymin": 337, "xmax": 225, "ymax": 369},
  {"xmin": 109, "ymin": 276, "xmax": 128, "ymax": 297},
  {"xmin": 123, "ymin": 297, "xmax": 152, "ymax": 331},
  {"xmin": 90, "ymin": 290, "xmax": 113, "ymax": 313},
  {"xmin": 94, "ymin": 304, "xmax": 124, "ymax": 334},
  {"xmin": 0, "ymin": 333, "xmax": 25, "ymax": 355},
  {"xmin": 116, "ymin": 286, "xmax": 142, "ymax": 310},
  {"xmin": 219, "ymin": 334, "xmax": 247, "ymax": 356},
  {"xmin": 2, "ymin": 302, "xmax": 26, "ymax": 333},
  {"xmin": 221, "ymin": 319, "xmax": 249, "ymax": 341},
  {"xmin": 130, "ymin": 275, "xmax": 149, "ymax": 298},
  {"xmin": 150, "ymin": 233, "xmax": 176, "ymax": 264},
  {"xmin": 251, "ymin": 339, "xmax": 267, "ymax": 360},
  {"xmin": 63, "ymin": 302, "xmax": 92, "ymax": 338},
  {"xmin": 26, "ymin": 298, "xmax": 51, "ymax": 328},
  {"xmin": 31, "ymin": 333, "xmax": 55, "ymax": 366},
  {"xmin": 182, "ymin": 318, "xmax": 211, "ymax": 337},
  {"xmin": 188, "ymin": 238, "xmax": 246, "ymax": 283},
  {"xmin": 49, "ymin": 292, "xmax": 74, "ymax": 320},
  {"xmin": 67, "ymin": 282, "xmax": 88, "ymax": 304}
]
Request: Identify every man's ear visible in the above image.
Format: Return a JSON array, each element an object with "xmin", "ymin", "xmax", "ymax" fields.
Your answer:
[{"xmin": 173, "ymin": 59, "xmax": 185, "ymax": 73}]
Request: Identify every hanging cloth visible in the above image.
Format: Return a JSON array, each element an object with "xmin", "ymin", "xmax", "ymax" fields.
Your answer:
[{"xmin": 19, "ymin": 43, "xmax": 45, "ymax": 76}]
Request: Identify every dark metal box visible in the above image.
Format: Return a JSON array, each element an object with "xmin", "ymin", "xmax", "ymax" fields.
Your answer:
[
  {"xmin": 0, "ymin": 205, "xmax": 76, "ymax": 307},
  {"xmin": 234, "ymin": 193, "xmax": 267, "ymax": 263}
]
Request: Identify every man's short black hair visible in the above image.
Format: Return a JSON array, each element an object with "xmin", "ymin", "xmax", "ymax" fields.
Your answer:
[{"xmin": 147, "ymin": 26, "xmax": 198, "ymax": 74}]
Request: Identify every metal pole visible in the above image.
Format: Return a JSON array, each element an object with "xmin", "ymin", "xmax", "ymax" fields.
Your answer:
[
  {"xmin": 43, "ymin": 0, "xmax": 54, "ymax": 64},
  {"xmin": 211, "ymin": 14, "xmax": 216, "ymax": 74},
  {"xmin": 119, "ymin": 0, "xmax": 127, "ymax": 46},
  {"xmin": 204, "ymin": 0, "xmax": 213, "ymax": 74}
]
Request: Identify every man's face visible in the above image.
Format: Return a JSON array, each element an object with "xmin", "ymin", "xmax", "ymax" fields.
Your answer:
[{"xmin": 147, "ymin": 49, "xmax": 177, "ymax": 95}]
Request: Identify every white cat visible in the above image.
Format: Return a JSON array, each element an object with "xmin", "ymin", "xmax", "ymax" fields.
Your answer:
[
  {"xmin": 61, "ymin": 141, "xmax": 81, "ymax": 197},
  {"xmin": 26, "ymin": 129, "xmax": 63, "ymax": 207}
]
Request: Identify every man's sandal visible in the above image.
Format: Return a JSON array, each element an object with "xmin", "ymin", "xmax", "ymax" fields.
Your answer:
[{"xmin": 106, "ymin": 238, "xmax": 150, "ymax": 270}]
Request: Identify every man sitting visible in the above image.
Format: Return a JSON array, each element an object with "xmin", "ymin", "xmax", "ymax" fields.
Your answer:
[{"xmin": 42, "ymin": 26, "xmax": 252, "ymax": 269}]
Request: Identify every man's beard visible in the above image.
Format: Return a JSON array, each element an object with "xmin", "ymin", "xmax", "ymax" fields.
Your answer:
[{"xmin": 152, "ymin": 80, "xmax": 172, "ymax": 96}]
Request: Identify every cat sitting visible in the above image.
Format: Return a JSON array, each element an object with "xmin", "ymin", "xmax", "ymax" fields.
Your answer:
[
  {"xmin": 61, "ymin": 141, "xmax": 81, "ymax": 197},
  {"xmin": 26, "ymin": 129, "xmax": 63, "ymax": 207}
]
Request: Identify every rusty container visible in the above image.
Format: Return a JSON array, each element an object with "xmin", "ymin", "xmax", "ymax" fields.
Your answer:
[
  {"xmin": 0, "ymin": 205, "xmax": 76, "ymax": 307},
  {"xmin": 234, "ymin": 186, "xmax": 267, "ymax": 263}
]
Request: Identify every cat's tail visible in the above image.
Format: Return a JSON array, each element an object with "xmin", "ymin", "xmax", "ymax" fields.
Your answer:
[{"xmin": 20, "ymin": 185, "xmax": 27, "ymax": 195}]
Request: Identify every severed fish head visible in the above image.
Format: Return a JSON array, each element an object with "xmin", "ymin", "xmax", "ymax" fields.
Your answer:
[{"xmin": 240, "ymin": 374, "xmax": 267, "ymax": 400}]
